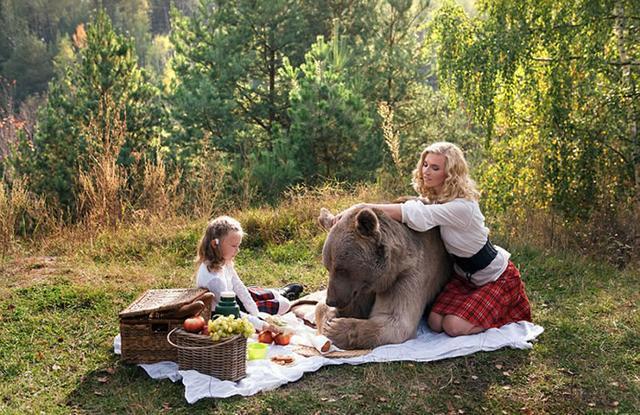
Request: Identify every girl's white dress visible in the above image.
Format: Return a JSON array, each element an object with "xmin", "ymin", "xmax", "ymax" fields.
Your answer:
[{"xmin": 196, "ymin": 262, "xmax": 290, "ymax": 330}]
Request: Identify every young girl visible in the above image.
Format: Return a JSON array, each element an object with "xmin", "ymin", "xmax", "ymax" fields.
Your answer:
[
  {"xmin": 195, "ymin": 215, "xmax": 303, "ymax": 331},
  {"xmin": 335, "ymin": 141, "xmax": 531, "ymax": 336}
]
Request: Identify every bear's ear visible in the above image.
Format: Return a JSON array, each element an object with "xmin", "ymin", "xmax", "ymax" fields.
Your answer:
[
  {"xmin": 355, "ymin": 208, "xmax": 381, "ymax": 241},
  {"xmin": 318, "ymin": 207, "xmax": 335, "ymax": 231}
]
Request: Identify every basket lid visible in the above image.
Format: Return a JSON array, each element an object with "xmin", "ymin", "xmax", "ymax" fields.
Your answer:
[{"xmin": 119, "ymin": 288, "xmax": 208, "ymax": 318}]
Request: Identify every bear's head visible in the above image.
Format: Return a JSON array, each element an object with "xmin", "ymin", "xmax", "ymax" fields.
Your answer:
[{"xmin": 318, "ymin": 206, "xmax": 406, "ymax": 310}]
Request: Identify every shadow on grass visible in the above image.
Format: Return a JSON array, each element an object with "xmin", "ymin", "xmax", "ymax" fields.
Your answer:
[
  {"xmin": 65, "ymin": 344, "xmax": 537, "ymax": 414},
  {"xmin": 65, "ymin": 353, "xmax": 223, "ymax": 413}
]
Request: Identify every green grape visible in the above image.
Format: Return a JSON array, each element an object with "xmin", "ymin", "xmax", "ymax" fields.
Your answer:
[{"xmin": 208, "ymin": 314, "xmax": 255, "ymax": 341}]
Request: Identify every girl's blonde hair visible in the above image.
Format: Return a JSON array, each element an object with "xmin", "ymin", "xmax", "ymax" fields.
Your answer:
[
  {"xmin": 411, "ymin": 141, "xmax": 480, "ymax": 203},
  {"xmin": 196, "ymin": 215, "xmax": 244, "ymax": 271}
]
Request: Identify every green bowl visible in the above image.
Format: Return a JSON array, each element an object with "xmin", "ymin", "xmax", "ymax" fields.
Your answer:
[{"xmin": 247, "ymin": 342, "xmax": 269, "ymax": 360}]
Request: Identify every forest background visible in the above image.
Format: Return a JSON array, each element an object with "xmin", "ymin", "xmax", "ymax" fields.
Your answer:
[
  {"xmin": 1, "ymin": 0, "xmax": 639, "ymax": 267},
  {"xmin": 1, "ymin": 1, "xmax": 639, "ymax": 412}
]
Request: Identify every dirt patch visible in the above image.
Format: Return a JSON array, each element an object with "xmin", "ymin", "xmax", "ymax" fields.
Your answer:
[{"xmin": 0, "ymin": 256, "xmax": 71, "ymax": 291}]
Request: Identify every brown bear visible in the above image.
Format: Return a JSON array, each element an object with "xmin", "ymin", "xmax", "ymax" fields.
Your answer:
[{"xmin": 316, "ymin": 206, "xmax": 451, "ymax": 349}]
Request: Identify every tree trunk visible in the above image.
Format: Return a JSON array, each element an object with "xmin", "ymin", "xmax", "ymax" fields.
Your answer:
[{"xmin": 614, "ymin": 0, "xmax": 640, "ymax": 240}]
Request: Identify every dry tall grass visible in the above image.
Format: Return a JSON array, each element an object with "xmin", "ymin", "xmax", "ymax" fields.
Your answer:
[
  {"xmin": 77, "ymin": 97, "xmax": 128, "ymax": 228},
  {"xmin": 183, "ymin": 138, "xmax": 229, "ymax": 220},
  {"xmin": 378, "ymin": 101, "xmax": 401, "ymax": 168},
  {"xmin": 136, "ymin": 154, "xmax": 182, "ymax": 220},
  {"xmin": 0, "ymin": 179, "xmax": 53, "ymax": 259},
  {"xmin": 377, "ymin": 101, "xmax": 413, "ymax": 195},
  {"xmin": 77, "ymin": 95, "xmax": 186, "ymax": 227},
  {"xmin": 236, "ymin": 181, "xmax": 397, "ymax": 248}
]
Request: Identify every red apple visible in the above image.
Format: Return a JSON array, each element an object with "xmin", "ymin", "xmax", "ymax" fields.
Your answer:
[
  {"xmin": 273, "ymin": 333, "xmax": 291, "ymax": 346},
  {"xmin": 258, "ymin": 330, "xmax": 273, "ymax": 344},
  {"xmin": 183, "ymin": 315, "xmax": 205, "ymax": 333}
]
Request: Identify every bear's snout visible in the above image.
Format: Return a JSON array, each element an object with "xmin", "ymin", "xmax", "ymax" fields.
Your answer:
[{"xmin": 326, "ymin": 282, "xmax": 350, "ymax": 308}]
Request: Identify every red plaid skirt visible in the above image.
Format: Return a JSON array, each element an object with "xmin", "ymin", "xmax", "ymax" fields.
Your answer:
[
  {"xmin": 431, "ymin": 261, "xmax": 531, "ymax": 329},
  {"xmin": 247, "ymin": 287, "xmax": 280, "ymax": 315}
]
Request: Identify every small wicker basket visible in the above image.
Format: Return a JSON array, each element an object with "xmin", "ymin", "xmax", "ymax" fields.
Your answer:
[{"xmin": 167, "ymin": 328, "xmax": 247, "ymax": 381}]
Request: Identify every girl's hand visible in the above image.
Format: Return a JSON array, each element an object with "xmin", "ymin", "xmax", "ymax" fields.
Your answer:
[{"xmin": 263, "ymin": 323, "xmax": 283, "ymax": 334}]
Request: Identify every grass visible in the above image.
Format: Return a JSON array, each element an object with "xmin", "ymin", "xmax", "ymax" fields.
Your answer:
[{"xmin": 1, "ymin": 201, "xmax": 639, "ymax": 414}]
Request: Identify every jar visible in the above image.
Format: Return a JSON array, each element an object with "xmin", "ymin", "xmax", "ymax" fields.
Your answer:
[{"xmin": 214, "ymin": 291, "xmax": 241, "ymax": 318}]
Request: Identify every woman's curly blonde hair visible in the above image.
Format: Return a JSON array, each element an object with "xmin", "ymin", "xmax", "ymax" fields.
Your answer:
[
  {"xmin": 411, "ymin": 141, "xmax": 480, "ymax": 203},
  {"xmin": 196, "ymin": 215, "xmax": 244, "ymax": 271}
]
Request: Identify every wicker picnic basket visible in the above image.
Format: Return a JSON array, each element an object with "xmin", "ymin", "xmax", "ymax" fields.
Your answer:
[
  {"xmin": 119, "ymin": 288, "xmax": 211, "ymax": 364},
  {"xmin": 167, "ymin": 328, "xmax": 247, "ymax": 381}
]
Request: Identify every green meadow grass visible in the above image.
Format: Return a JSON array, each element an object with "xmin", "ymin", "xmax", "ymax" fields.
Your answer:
[{"xmin": 0, "ymin": 211, "xmax": 638, "ymax": 414}]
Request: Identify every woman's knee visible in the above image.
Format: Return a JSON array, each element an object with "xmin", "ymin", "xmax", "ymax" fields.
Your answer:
[
  {"xmin": 427, "ymin": 312, "xmax": 444, "ymax": 332},
  {"xmin": 442, "ymin": 315, "xmax": 478, "ymax": 337}
]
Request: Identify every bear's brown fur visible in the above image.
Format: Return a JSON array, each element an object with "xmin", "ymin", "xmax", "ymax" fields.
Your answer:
[{"xmin": 316, "ymin": 206, "xmax": 451, "ymax": 349}]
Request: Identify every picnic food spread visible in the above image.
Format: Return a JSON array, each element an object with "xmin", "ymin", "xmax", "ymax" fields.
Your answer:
[
  {"xmin": 121, "ymin": 288, "xmax": 338, "ymax": 381},
  {"xmin": 270, "ymin": 354, "xmax": 295, "ymax": 365}
]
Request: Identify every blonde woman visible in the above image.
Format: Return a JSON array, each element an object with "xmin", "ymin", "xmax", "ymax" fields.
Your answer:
[{"xmin": 333, "ymin": 142, "xmax": 531, "ymax": 336}]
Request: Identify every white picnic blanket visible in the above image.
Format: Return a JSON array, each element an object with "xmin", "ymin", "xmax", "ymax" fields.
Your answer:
[{"xmin": 113, "ymin": 319, "xmax": 543, "ymax": 404}]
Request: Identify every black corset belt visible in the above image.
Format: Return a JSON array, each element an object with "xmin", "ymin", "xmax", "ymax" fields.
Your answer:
[{"xmin": 452, "ymin": 239, "xmax": 498, "ymax": 278}]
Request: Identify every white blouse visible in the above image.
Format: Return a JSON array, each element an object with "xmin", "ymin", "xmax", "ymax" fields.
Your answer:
[
  {"xmin": 196, "ymin": 262, "xmax": 261, "ymax": 318},
  {"xmin": 401, "ymin": 198, "xmax": 509, "ymax": 286}
]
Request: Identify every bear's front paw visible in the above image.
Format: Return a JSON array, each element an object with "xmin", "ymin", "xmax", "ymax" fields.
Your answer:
[
  {"xmin": 315, "ymin": 302, "xmax": 338, "ymax": 335},
  {"xmin": 323, "ymin": 318, "xmax": 361, "ymax": 349}
]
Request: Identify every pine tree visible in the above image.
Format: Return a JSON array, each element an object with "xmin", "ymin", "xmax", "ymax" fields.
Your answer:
[
  {"xmin": 17, "ymin": 11, "xmax": 164, "ymax": 216},
  {"xmin": 283, "ymin": 35, "xmax": 374, "ymax": 183}
]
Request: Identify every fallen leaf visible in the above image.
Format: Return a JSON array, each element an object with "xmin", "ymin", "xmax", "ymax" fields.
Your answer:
[
  {"xmin": 378, "ymin": 397, "xmax": 388, "ymax": 402},
  {"xmin": 588, "ymin": 402, "xmax": 595, "ymax": 407},
  {"xmin": 495, "ymin": 364, "xmax": 503, "ymax": 370},
  {"xmin": 471, "ymin": 375, "xmax": 478, "ymax": 380},
  {"xmin": 97, "ymin": 376, "xmax": 108, "ymax": 383},
  {"xmin": 612, "ymin": 401, "xmax": 619, "ymax": 407},
  {"xmin": 610, "ymin": 382, "xmax": 619, "ymax": 387},
  {"xmin": 502, "ymin": 371, "xmax": 510, "ymax": 377},
  {"xmin": 93, "ymin": 391, "xmax": 103, "ymax": 396},
  {"xmin": 52, "ymin": 364, "xmax": 61, "ymax": 371},
  {"xmin": 502, "ymin": 385, "xmax": 511, "ymax": 390},
  {"xmin": 162, "ymin": 402, "xmax": 171, "ymax": 410},
  {"xmin": 35, "ymin": 352, "xmax": 44, "ymax": 361},
  {"xmin": 105, "ymin": 367, "xmax": 116, "ymax": 375}
]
